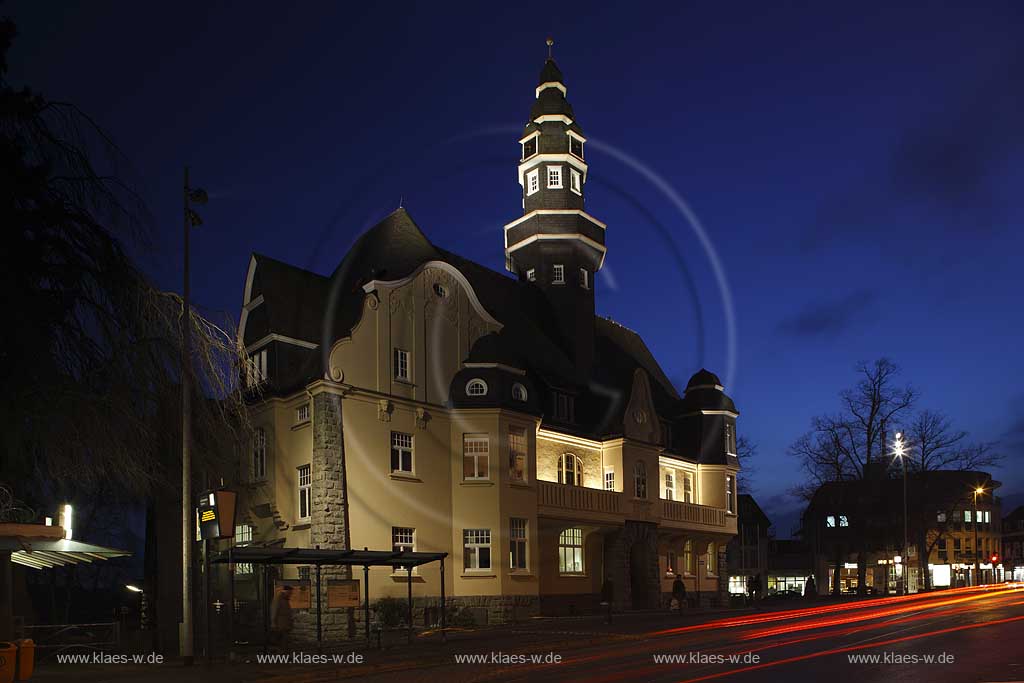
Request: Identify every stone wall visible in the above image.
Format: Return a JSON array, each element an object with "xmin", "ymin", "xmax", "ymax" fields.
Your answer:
[{"xmin": 603, "ymin": 521, "xmax": 661, "ymax": 611}]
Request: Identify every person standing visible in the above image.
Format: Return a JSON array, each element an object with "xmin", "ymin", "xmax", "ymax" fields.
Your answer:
[
  {"xmin": 270, "ymin": 584, "xmax": 294, "ymax": 651},
  {"xmin": 672, "ymin": 576, "xmax": 687, "ymax": 615},
  {"xmin": 600, "ymin": 578, "xmax": 614, "ymax": 624}
]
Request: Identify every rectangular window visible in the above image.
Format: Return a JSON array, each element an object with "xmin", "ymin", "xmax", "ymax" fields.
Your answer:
[
  {"xmin": 234, "ymin": 524, "xmax": 253, "ymax": 575},
  {"xmin": 964, "ymin": 510, "xmax": 972, "ymax": 523},
  {"xmin": 724, "ymin": 423, "xmax": 736, "ymax": 454},
  {"xmin": 252, "ymin": 428, "xmax": 267, "ymax": 481},
  {"xmin": 954, "ymin": 538, "xmax": 962, "ymax": 551},
  {"xmin": 297, "ymin": 464, "xmax": 311, "ymax": 521},
  {"xmin": 569, "ymin": 135, "xmax": 584, "ymax": 159},
  {"xmin": 393, "ymin": 527, "xmax": 415, "ymax": 553},
  {"xmin": 667, "ymin": 551, "xmax": 677, "ymax": 575},
  {"xmin": 463, "ymin": 528, "xmax": 492, "ymax": 571},
  {"xmin": 522, "ymin": 136, "xmax": 537, "ymax": 160},
  {"xmin": 726, "ymin": 475, "xmax": 735, "ymax": 514},
  {"xmin": 526, "ymin": 168, "xmax": 539, "ymax": 195},
  {"xmin": 839, "ymin": 514, "xmax": 849, "ymax": 527},
  {"xmin": 526, "ymin": 268, "xmax": 536, "ymax": 281},
  {"xmin": 558, "ymin": 528, "xmax": 584, "ymax": 574},
  {"xmin": 551, "ymin": 391, "xmax": 575, "ymax": 422},
  {"xmin": 552, "ymin": 264, "xmax": 565, "ymax": 284},
  {"xmin": 579, "ymin": 268, "xmax": 589, "ymax": 289},
  {"xmin": 682, "ymin": 472, "xmax": 693, "ymax": 503},
  {"xmin": 390, "ymin": 432, "xmax": 413, "ymax": 474},
  {"xmin": 246, "ymin": 349, "xmax": 268, "ymax": 388},
  {"xmin": 393, "ymin": 348, "xmax": 410, "ymax": 381},
  {"xmin": 463, "ymin": 434, "xmax": 489, "ymax": 480},
  {"xmin": 604, "ymin": 468, "xmax": 615, "ymax": 491},
  {"xmin": 547, "ymin": 166, "xmax": 563, "ymax": 189},
  {"xmin": 298, "ymin": 566, "xmax": 311, "ymax": 582},
  {"xmin": 508, "ymin": 427, "xmax": 527, "ymax": 482},
  {"xmin": 510, "ymin": 518, "xmax": 528, "ymax": 570},
  {"xmin": 826, "ymin": 515, "xmax": 836, "ymax": 527},
  {"xmin": 665, "ymin": 471, "xmax": 675, "ymax": 501},
  {"xmin": 570, "ymin": 168, "xmax": 582, "ymax": 194},
  {"xmin": 295, "ymin": 403, "xmax": 310, "ymax": 424}
]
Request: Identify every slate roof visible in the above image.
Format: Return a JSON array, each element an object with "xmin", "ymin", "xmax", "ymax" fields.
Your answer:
[{"xmin": 243, "ymin": 208, "xmax": 737, "ymax": 441}]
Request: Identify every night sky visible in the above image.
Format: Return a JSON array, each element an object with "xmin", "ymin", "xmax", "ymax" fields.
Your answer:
[{"xmin": 8, "ymin": 2, "xmax": 1022, "ymax": 534}]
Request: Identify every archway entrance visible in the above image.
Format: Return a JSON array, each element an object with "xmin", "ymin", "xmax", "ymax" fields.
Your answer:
[{"xmin": 629, "ymin": 541, "xmax": 650, "ymax": 609}]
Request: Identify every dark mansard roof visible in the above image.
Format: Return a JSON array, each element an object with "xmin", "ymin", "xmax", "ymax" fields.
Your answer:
[{"xmin": 242, "ymin": 208, "xmax": 734, "ymax": 442}]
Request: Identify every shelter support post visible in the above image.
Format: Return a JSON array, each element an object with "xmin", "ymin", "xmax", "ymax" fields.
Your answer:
[
  {"xmin": 440, "ymin": 556, "xmax": 446, "ymax": 642},
  {"xmin": 363, "ymin": 564, "xmax": 370, "ymax": 646},
  {"xmin": 407, "ymin": 568, "xmax": 413, "ymax": 644},
  {"xmin": 316, "ymin": 561, "xmax": 322, "ymax": 652}
]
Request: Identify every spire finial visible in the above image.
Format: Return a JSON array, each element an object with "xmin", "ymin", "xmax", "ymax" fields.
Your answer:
[{"xmin": 546, "ymin": 36, "xmax": 554, "ymax": 61}]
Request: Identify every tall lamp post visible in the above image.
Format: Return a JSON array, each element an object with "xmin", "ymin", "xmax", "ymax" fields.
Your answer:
[
  {"xmin": 973, "ymin": 486, "xmax": 984, "ymax": 587},
  {"xmin": 893, "ymin": 432, "xmax": 909, "ymax": 595},
  {"xmin": 182, "ymin": 167, "xmax": 207, "ymax": 665}
]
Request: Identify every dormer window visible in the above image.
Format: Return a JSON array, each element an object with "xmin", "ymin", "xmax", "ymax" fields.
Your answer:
[
  {"xmin": 466, "ymin": 379, "xmax": 488, "ymax": 397},
  {"xmin": 578, "ymin": 268, "xmax": 589, "ymax": 290},
  {"xmin": 569, "ymin": 134, "xmax": 584, "ymax": 159},
  {"xmin": 521, "ymin": 136, "xmax": 538, "ymax": 160},
  {"xmin": 526, "ymin": 169, "xmax": 539, "ymax": 196},
  {"xmin": 547, "ymin": 166, "xmax": 563, "ymax": 189},
  {"xmin": 512, "ymin": 383, "xmax": 528, "ymax": 402},
  {"xmin": 570, "ymin": 168, "xmax": 582, "ymax": 195}
]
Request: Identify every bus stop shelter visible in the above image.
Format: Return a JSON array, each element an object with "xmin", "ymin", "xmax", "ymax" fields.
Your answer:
[{"xmin": 211, "ymin": 546, "xmax": 448, "ymax": 650}]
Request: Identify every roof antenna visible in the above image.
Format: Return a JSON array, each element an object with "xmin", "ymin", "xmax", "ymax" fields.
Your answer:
[
  {"xmin": 546, "ymin": 36, "xmax": 554, "ymax": 61},
  {"xmin": 398, "ymin": 195, "xmax": 404, "ymax": 209}
]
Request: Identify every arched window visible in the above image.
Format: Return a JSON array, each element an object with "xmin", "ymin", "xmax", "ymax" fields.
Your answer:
[
  {"xmin": 557, "ymin": 453, "xmax": 583, "ymax": 487},
  {"xmin": 466, "ymin": 378, "xmax": 488, "ymax": 396},
  {"xmin": 558, "ymin": 527, "xmax": 584, "ymax": 574},
  {"xmin": 706, "ymin": 542, "xmax": 717, "ymax": 575},
  {"xmin": 634, "ymin": 460, "xmax": 647, "ymax": 498},
  {"xmin": 511, "ymin": 382, "xmax": 528, "ymax": 402},
  {"xmin": 682, "ymin": 540, "xmax": 693, "ymax": 574}
]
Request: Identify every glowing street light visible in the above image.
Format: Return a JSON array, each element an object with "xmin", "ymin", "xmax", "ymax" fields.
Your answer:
[
  {"xmin": 893, "ymin": 432, "xmax": 909, "ymax": 595},
  {"xmin": 125, "ymin": 584, "xmax": 143, "ymax": 593},
  {"xmin": 973, "ymin": 486, "xmax": 985, "ymax": 586}
]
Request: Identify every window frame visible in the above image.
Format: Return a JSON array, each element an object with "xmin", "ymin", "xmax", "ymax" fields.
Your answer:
[
  {"xmin": 246, "ymin": 349, "xmax": 268, "ymax": 388},
  {"xmin": 557, "ymin": 453, "xmax": 583, "ymax": 487},
  {"xmin": 393, "ymin": 348, "xmax": 411, "ymax": 382},
  {"xmin": 526, "ymin": 168, "xmax": 540, "ymax": 196},
  {"xmin": 463, "ymin": 434, "xmax": 490, "ymax": 481},
  {"xmin": 558, "ymin": 527, "xmax": 584, "ymax": 575},
  {"xmin": 521, "ymin": 135, "xmax": 538, "ymax": 161},
  {"xmin": 390, "ymin": 431, "xmax": 414, "ymax": 474},
  {"xmin": 510, "ymin": 518, "xmax": 528, "ymax": 570},
  {"xmin": 465, "ymin": 378, "xmax": 488, "ymax": 397},
  {"xmin": 463, "ymin": 528, "xmax": 492, "ymax": 571},
  {"xmin": 252, "ymin": 428, "xmax": 267, "ymax": 481},
  {"xmin": 569, "ymin": 168, "xmax": 582, "ymax": 195},
  {"xmin": 552, "ymin": 264, "xmax": 565, "ymax": 284},
  {"xmin": 568, "ymin": 132, "xmax": 584, "ymax": 160},
  {"xmin": 511, "ymin": 382, "xmax": 528, "ymax": 402},
  {"xmin": 682, "ymin": 471, "xmax": 693, "ymax": 503},
  {"xmin": 392, "ymin": 526, "xmax": 416, "ymax": 574},
  {"xmin": 726, "ymin": 475, "xmax": 735, "ymax": 514},
  {"xmin": 508, "ymin": 426, "xmax": 527, "ymax": 482},
  {"xmin": 634, "ymin": 460, "xmax": 648, "ymax": 499},
  {"xmin": 604, "ymin": 467, "xmax": 615, "ymax": 491},
  {"xmin": 706, "ymin": 542, "xmax": 717, "ymax": 576},
  {"xmin": 578, "ymin": 267, "xmax": 589, "ymax": 290},
  {"xmin": 667, "ymin": 551, "xmax": 678, "ymax": 576},
  {"xmin": 665, "ymin": 470, "xmax": 676, "ymax": 501},
  {"xmin": 295, "ymin": 403, "xmax": 310, "ymax": 424},
  {"xmin": 297, "ymin": 464, "xmax": 311, "ymax": 522},
  {"xmin": 547, "ymin": 165, "xmax": 563, "ymax": 189},
  {"xmin": 526, "ymin": 268, "xmax": 536, "ymax": 282},
  {"xmin": 683, "ymin": 539, "xmax": 694, "ymax": 575}
]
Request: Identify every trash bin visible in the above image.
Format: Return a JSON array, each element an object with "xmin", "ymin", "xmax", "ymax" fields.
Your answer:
[
  {"xmin": 14, "ymin": 640, "xmax": 33, "ymax": 681},
  {"xmin": 0, "ymin": 642, "xmax": 16, "ymax": 683}
]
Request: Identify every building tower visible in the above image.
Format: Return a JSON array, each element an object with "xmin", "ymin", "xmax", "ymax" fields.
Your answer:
[{"xmin": 504, "ymin": 49, "xmax": 606, "ymax": 378}]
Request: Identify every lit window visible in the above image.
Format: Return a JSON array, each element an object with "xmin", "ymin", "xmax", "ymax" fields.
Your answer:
[
  {"xmin": 252, "ymin": 428, "xmax": 267, "ymax": 481},
  {"xmin": 579, "ymin": 268, "xmax": 589, "ymax": 290},
  {"xmin": 463, "ymin": 434, "xmax": 489, "ymax": 480},
  {"xmin": 559, "ymin": 528, "xmax": 584, "ymax": 574},
  {"xmin": 839, "ymin": 514, "xmax": 849, "ymax": 527},
  {"xmin": 298, "ymin": 566, "xmax": 310, "ymax": 582},
  {"xmin": 297, "ymin": 464, "xmax": 311, "ymax": 521},
  {"xmin": 726, "ymin": 475, "xmax": 735, "ymax": 514},
  {"xmin": 463, "ymin": 528, "xmax": 492, "ymax": 571},
  {"xmin": 510, "ymin": 518, "xmax": 528, "ymax": 570},
  {"xmin": 393, "ymin": 527, "xmax": 415, "ymax": 557},
  {"xmin": 683, "ymin": 540, "xmax": 693, "ymax": 574},
  {"xmin": 665, "ymin": 471, "xmax": 675, "ymax": 501},
  {"xmin": 826, "ymin": 515, "xmax": 836, "ymax": 528},
  {"xmin": 558, "ymin": 453, "xmax": 582, "ymax": 486},
  {"xmin": 570, "ymin": 168, "xmax": 582, "ymax": 194},
  {"xmin": 393, "ymin": 348, "xmax": 410, "ymax": 381},
  {"xmin": 526, "ymin": 168, "xmax": 539, "ymax": 195},
  {"xmin": 246, "ymin": 349, "xmax": 268, "ymax": 388},
  {"xmin": 706, "ymin": 543, "xmax": 717, "ymax": 575},
  {"xmin": 466, "ymin": 378, "xmax": 488, "ymax": 396},
  {"xmin": 552, "ymin": 264, "xmax": 565, "ymax": 284},
  {"xmin": 526, "ymin": 268, "xmax": 536, "ymax": 282},
  {"xmin": 682, "ymin": 472, "xmax": 693, "ymax": 503},
  {"xmin": 634, "ymin": 461, "xmax": 648, "ymax": 498},
  {"xmin": 569, "ymin": 135, "xmax": 584, "ymax": 159},
  {"xmin": 724, "ymin": 423, "xmax": 736, "ymax": 454},
  {"xmin": 547, "ymin": 166, "xmax": 563, "ymax": 189},
  {"xmin": 235, "ymin": 524, "xmax": 253, "ymax": 575},
  {"xmin": 964, "ymin": 510, "xmax": 972, "ymax": 523},
  {"xmin": 667, "ymin": 551, "xmax": 677, "ymax": 575},
  {"xmin": 295, "ymin": 403, "xmax": 310, "ymax": 424},
  {"xmin": 512, "ymin": 383, "xmax": 528, "ymax": 402},
  {"xmin": 508, "ymin": 427, "xmax": 527, "ymax": 482},
  {"xmin": 604, "ymin": 468, "xmax": 615, "ymax": 491},
  {"xmin": 390, "ymin": 432, "xmax": 413, "ymax": 474},
  {"xmin": 522, "ymin": 136, "xmax": 538, "ymax": 160}
]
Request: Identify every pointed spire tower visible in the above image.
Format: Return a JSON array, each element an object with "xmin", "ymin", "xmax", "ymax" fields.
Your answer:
[{"xmin": 504, "ymin": 41, "xmax": 606, "ymax": 379}]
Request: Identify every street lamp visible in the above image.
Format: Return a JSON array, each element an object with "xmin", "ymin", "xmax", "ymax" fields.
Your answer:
[
  {"xmin": 973, "ymin": 486, "xmax": 984, "ymax": 587},
  {"xmin": 181, "ymin": 167, "xmax": 207, "ymax": 666},
  {"xmin": 893, "ymin": 432, "xmax": 909, "ymax": 595}
]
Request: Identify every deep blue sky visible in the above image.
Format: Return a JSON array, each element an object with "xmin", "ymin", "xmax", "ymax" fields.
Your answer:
[{"xmin": 8, "ymin": 2, "xmax": 1023, "ymax": 534}]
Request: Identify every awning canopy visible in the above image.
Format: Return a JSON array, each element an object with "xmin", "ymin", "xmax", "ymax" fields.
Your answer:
[
  {"xmin": 0, "ymin": 537, "xmax": 131, "ymax": 570},
  {"xmin": 212, "ymin": 546, "xmax": 447, "ymax": 568}
]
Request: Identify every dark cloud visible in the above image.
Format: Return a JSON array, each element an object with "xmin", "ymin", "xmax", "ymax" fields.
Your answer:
[
  {"xmin": 803, "ymin": 47, "xmax": 1024, "ymax": 251},
  {"xmin": 777, "ymin": 289, "xmax": 876, "ymax": 339}
]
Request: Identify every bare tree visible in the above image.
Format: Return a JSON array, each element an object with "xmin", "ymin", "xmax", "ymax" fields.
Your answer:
[
  {"xmin": 736, "ymin": 436, "xmax": 757, "ymax": 492},
  {"xmin": 907, "ymin": 409, "xmax": 1001, "ymax": 473}
]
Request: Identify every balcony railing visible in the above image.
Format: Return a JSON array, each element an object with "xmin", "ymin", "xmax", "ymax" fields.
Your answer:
[
  {"xmin": 662, "ymin": 499, "xmax": 727, "ymax": 527},
  {"xmin": 538, "ymin": 480, "xmax": 621, "ymax": 515}
]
